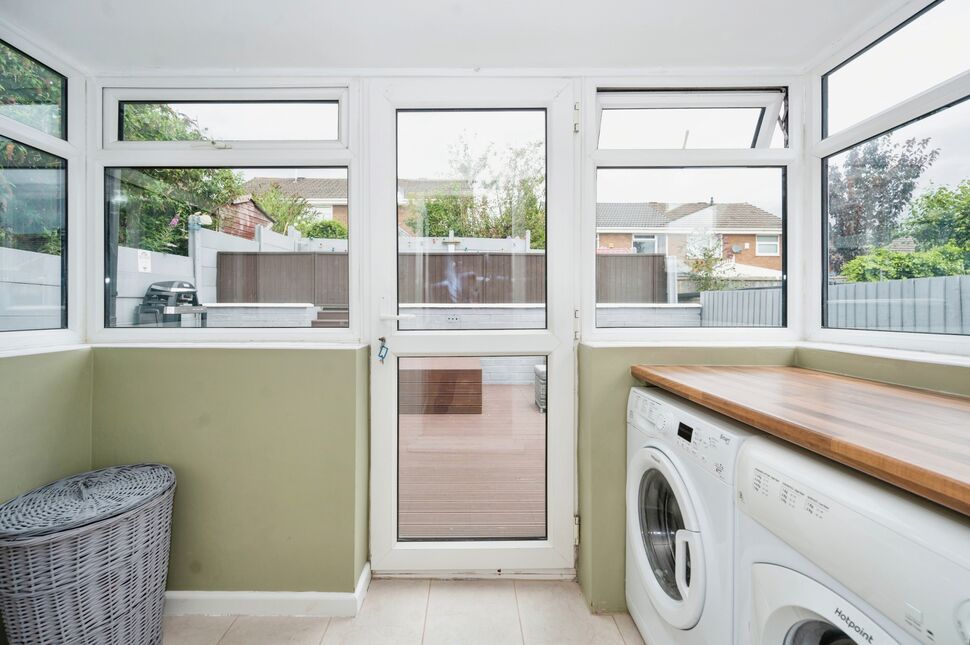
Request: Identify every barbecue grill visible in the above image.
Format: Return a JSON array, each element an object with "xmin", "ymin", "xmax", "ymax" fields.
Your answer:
[{"xmin": 136, "ymin": 281, "xmax": 207, "ymax": 327}]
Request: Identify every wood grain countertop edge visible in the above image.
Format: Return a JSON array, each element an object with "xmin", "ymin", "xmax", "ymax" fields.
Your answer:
[{"xmin": 630, "ymin": 364, "xmax": 970, "ymax": 517}]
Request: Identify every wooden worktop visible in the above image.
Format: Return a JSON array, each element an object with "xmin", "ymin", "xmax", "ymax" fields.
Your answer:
[{"xmin": 630, "ymin": 365, "xmax": 970, "ymax": 517}]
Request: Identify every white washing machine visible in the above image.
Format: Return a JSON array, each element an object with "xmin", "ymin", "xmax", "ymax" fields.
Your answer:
[
  {"xmin": 735, "ymin": 436, "xmax": 970, "ymax": 645},
  {"xmin": 626, "ymin": 387, "xmax": 754, "ymax": 645}
]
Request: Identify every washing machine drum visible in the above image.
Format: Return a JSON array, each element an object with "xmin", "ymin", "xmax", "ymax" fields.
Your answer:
[{"xmin": 627, "ymin": 447, "xmax": 707, "ymax": 630}]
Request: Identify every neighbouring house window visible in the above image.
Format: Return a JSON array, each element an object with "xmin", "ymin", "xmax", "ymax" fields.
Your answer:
[
  {"xmin": 823, "ymin": 97, "xmax": 970, "ymax": 336},
  {"xmin": 595, "ymin": 167, "xmax": 786, "ymax": 328},
  {"xmin": 119, "ymin": 101, "xmax": 339, "ymax": 142},
  {"xmin": 756, "ymin": 235, "xmax": 780, "ymax": 256},
  {"xmin": 0, "ymin": 39, "xmax": 67, "ymax": 139},
  {"xmin": 104, "ymin": 167, "xmax": 349, "ymax": 329},
  {"xmin": 0, "ymin": 136, "xmax": 67, "ymax": 331},
  {"xmin": 823, "ymin": 0, "xmax": 970, "ymax": 136},
  {"xmin": 633, "ymin": 235, "xmax": 658, "ymax": 254}
]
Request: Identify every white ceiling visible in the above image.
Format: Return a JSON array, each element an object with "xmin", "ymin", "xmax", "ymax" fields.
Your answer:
[{"xmin": 4, "ymin": 0, "xmax": 913, "ymax": 73}]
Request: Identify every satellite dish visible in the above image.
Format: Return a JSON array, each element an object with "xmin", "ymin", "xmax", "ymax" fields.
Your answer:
[{"xmin": 731, "ymin": 243, "xmax": 743, "ymax": 254}]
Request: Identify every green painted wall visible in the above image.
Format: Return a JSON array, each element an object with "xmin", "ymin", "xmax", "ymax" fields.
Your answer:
[
  {"xmin": 0, "ymin": 348, "xmax": 94, "ymax": 645},
  {"xmin": 0, "ymin": 348, "xmax": 93, "ymax": 503},
  {"xmin": 576, "ymin": 344, "xmax": 796, "ymax": 612},
  {"xmin": 91, "ymin": 347, "xmax": 369, "ymax": 593}
]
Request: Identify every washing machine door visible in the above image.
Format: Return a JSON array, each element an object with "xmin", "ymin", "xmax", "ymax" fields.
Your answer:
[
  {"xmin": 750, "ymin": 564, "xmax": 896, "ymax": 645},
  {"xmin": 626, "ymin": 446, "xmax": 706, "ymax": 630}
]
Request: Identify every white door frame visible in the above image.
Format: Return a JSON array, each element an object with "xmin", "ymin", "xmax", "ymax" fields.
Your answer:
[{"xmin": 367, "ymin": 77, "xmax": 577, "ymax": 575}]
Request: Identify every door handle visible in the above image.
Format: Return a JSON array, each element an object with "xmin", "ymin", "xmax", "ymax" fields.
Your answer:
[{"xmin": 674, "ymin": 529, "xmax": 696, "ymax": 600}]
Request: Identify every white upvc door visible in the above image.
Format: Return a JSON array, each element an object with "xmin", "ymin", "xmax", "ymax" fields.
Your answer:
[{"xmin": 367, "ymin": 77, "xmax": 577, "ymax": 575}]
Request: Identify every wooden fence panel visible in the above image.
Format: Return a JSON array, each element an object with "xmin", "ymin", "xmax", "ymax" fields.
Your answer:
[
  {"xmin": 314, "ymin": 253, "xmax": 349, "ymax": 308},
  {"xmin": 826, "ymin": 275, "xmax": 970, "ymax": 334},
  {"xmin": 256, "ymin": 253, "xmax": 316, "ymax": 303},
  {"xmin": 483, "ymin": 254, "xmax": 546, "ymax": 304},
  {"xmin": 398, "ymin": 253, "xmax": 485, "ymax": 304},
  {"xmin": 215, "ymin": 253, "xmax": 257, "ymax": 303},
  {"xmin": 596, "ymin": 254, "xmax": 667, "ymax": 304}
]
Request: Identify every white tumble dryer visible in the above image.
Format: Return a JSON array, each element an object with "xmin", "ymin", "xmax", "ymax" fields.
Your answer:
[
  {"xmin": 626, "ymin": 386, "xmax": 754, "ymax": 645},
  {"xmin": 735, "ymin": 436, "xmax": 970, "ymax": 645}
]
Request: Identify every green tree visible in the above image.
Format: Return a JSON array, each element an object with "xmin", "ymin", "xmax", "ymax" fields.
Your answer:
[
  {"xmin": 904, "ymin": 180, "xmax": 970, "ymax": 256},
  {"xmin": 251, "ymin": 183, "xmax": 316, "ymax": 234},
  {"xmin": 109, "ymin": 106, "xmax": 243, "ymax": 256},
  {"xmin": 403, "ymin": 141, "xmax": 546, "ymax": 249},
  {"xmin": 827, "ymin": 136, "xmax": 938, "ymax": 273},
  {"xmin": 300, "ymin": 218, "xmax": 348, "ymax": 239},
  {"xmin": 840, "ymin": 243, "xmax": 964, "ymax": 282},
  {"xmin": 685, "ymin": 233, "xmax": 728, "ymax": 292}
]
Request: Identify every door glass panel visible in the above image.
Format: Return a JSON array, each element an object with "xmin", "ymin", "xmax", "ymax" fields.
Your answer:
[
  {"xmin": 396, "ymin": 110, "xmax": 546, "ymax": 330},
  {"xmin": 639, "ymin": 468, "xmax": 688, "ymax": 600},
  {"xmin": 786, "ymin": 620, "xmax": 854, "ymax": 645},
  {"xmin": 398, "ymin": 355, "xmax": 547, "ymax": 540}
]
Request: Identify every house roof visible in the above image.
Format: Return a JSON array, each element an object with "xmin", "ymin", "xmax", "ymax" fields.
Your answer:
[
  {"xmin": 596, "ymin": 201, "xmax": 781, "ymax": 231},
  {"xmin": 242, "ymin": 177, "xmax": 471, "ymax": 202}
]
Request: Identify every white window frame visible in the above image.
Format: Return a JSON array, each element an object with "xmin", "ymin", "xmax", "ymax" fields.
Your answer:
[
  {"xmin": 582, "ymin": 76, "xmax": 803, "ymax": 344},
  {"xmin": 755, "ymin": 234, "xmax": 780, "ymax": 256},
  {"xmin": 87, "ymin": 76, "xmax": 363, "ymax": 344},
  {"xmin": 102, "ymin": 86, "xmax": 349, "ymax": 151},
  {"xmin": 0, "ymin": 21, "xmax": 85, "ymax": 353},
  {"xmin": 807, "ymin": 0, "xmax": 970, "ymax": 356},
  {"xmin": 596, "ymin": 89, "xmax": 786, "ymax": 150}
]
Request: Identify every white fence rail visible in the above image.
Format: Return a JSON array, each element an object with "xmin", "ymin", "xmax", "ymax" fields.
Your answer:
[{"xmin": 827, "ymin": 275, "xmax": 970, "ymax": 334}]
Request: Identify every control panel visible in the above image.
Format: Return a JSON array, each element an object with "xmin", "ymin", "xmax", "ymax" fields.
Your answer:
[{"xmin": 628, "ymin": 388, "xmax": 739, "ymax": 484}]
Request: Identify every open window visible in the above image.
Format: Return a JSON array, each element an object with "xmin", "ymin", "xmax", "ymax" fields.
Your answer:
[
  {"xmin": 597, "ymin": 90, "xmax": 788, "ymax": 150},
  {"xmin": 103, "ymin": 88, "xmax": 347, "ymax": 149}
]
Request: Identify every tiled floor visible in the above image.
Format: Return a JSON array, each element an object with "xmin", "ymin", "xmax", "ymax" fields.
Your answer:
[{"xmin": 163, "ymin": 579, "xmax": 645, "ymax": 645}]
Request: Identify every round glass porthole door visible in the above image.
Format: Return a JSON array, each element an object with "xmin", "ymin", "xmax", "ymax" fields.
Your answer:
[
  {"xmin": 638, "ymin": 468, "xmax": 688, "ymax": 600},
  {"xmin": 785, "ymin": 620, "xmax": 854, "ymax": 645}
]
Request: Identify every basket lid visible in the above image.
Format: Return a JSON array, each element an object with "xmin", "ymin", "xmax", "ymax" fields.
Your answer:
[{"xmin": 0, "ymin": 464, "xmax": 175, "ymax": 540}]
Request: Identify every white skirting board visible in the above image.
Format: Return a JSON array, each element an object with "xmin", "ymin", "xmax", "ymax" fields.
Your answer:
[{"xmin": 164, "ymin": 563, "xmax": 371, "ymax": 617}]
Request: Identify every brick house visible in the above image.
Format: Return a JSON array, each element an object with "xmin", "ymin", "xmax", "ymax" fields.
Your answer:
[{"xmin": 596, "ymin": 201, "xmax": 783, "ymax": 276}]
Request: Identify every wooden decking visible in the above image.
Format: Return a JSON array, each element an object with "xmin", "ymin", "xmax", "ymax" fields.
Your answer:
[{"xmin": 398, "ymin": 384, "xmax": 546, "ymax": 540}]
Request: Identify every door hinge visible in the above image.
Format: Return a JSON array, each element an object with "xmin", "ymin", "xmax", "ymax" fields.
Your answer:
[
  {"xmin": 574, "ymin": 515, "xmax": 581, "ymax": 546},
  {"xmin": 573, "ymin": 102, "xmax": 580, "ymax": 133}
]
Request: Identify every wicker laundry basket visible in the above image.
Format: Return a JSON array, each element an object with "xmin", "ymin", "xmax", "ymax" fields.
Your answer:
[{"xmin": 0, "ymin": 465, "xmax": 176, "ymax": 645}]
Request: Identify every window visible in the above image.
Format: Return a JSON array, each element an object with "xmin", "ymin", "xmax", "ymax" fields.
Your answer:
[
  {"xmin": 396, "ymin": 109, "xmax": 546, "ymax": 331},
  {"xmin": 633, "ymin": 235, "xmax": 658, "ymax": 254},
  {"xmin": 823, "ymin": 0, "xmax": 970, "ymax": 136},
  {"xmin": 595, "ymin": 167, "xmax": 786, "ymax": 328},
  {"xmin": 0, "ymin": 39, "xmax": 66, "ymax": 139},
  {"xmin": 823, "ymin": 97, "xmax": 970, "ymax": 336},
  {"xmin": 119, "ymin": 101, "xmax": 339, "ymax": 142},
  {"xmin": 756, "ymin": 235, "xmax": 780, "ymax": 256},
  {"xmin": 597, "ymin": 90, "xmax": 788, "ymax": 149},
  {"xmin": 0, "ymin": 136, "xmax": 67, "ymax": 331},
  {"xmin": 104, "ymin": 167, "xmax": 349, "ymax": 329}
]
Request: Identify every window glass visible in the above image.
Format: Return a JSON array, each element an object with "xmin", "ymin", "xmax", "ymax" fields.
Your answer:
[
  {"xmin": 0, "ymin": 136, "xmax": 66, "ymax": 331},
  {"xmin": 756, "ymin": 235, "xmax": 780, "ymax": 256},
  {"xmin": 596, "ymin": 167, "xmax": 785, "ymax": 328},
  {"xmin": 120, "ymin": 101, "xmax": 339, "ymax": 142},
  {"xmin": 599, "ymin": 107, "xmax": 765, "ymax": 149},
  {"xmin": 396, "ymin": 109, "xmax": 546, "ymax": 330},
  {"xmin": 104, "ymin": 167, "xmax": 349, "ymax": 328},
  {"xmin": 824, "ymin": 0, "xmax": 970, "ymax": 136},
  {"xmin": 0, "ymin": 39, "xmax": 66, "ymax": 139},
  {"xmin": 824, "ymin": 97, "xmax": 970, "ymax": 335},
  {"xmin": 633, "ymin": 235, "xmax": 658, "ymax": 254}
]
